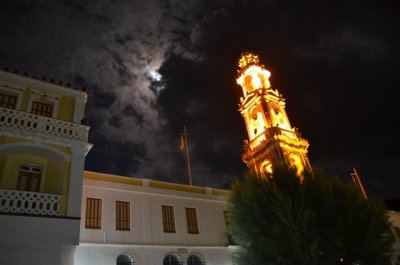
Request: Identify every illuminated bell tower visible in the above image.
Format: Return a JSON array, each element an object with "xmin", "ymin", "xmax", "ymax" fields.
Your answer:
[{"xmin": 236, "ymin": 52, "xmax": 311, "ymax": 177}]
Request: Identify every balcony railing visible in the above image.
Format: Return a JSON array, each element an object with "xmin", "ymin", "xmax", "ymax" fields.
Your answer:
[
  {"xmin": 0, "ymin": 107, "xmax": 89, "ymax": 142},
  {"xmin": 244, "ymin": 127, "xmax": 304, "ymax": 153},
  {"xmin": 0, "ymin": 189, "xmax": 62, "ymax": 216}
]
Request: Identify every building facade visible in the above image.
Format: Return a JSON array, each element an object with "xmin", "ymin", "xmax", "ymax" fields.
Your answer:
[
  {"xmin": 75, "ymin": 171, "xmax": 236, "ymax": 265},
  {"xmin": 0, "ymin": 68, "xmax": 92, "ymax": 265},
  {"xmin": 1, "ymin": 63, "xmax": 399, "ymax": 265}
]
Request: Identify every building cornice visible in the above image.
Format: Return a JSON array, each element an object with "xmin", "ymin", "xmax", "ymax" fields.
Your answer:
[
  {"xmin": 0, "ymin": 69, "xmax": 87, "ymax": 98},
  {"xmin": 83, "ymin": 171, "xmax": 231, "ymax": 197}
]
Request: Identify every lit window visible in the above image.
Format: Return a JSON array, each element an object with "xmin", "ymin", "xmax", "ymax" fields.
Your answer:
[
  {"xmin": 163, "ymin": 253, "xmax": 182, "ymax": 265},
  {"xmin": 187, "ymin": 254, "xmax": 205, "ymax": 265},
  {"xmin": 85, "ymin": 198, "xmax": 102, "ymax": 229},
  {"xmin": 116, "ymin": 253, "xmax": 134, "ymax": 265},
  {"xmin": 17, "ymin": 164, "xmax": 42, "ymax": 192},
  {"xmin": 116, "ymin": 201, "xmax": 130, "ymax": 231},
  {"xmin": 31, "ymin": 101, "xmax": 53, "ymax": 117},
  {"xmin": 185, "ymin": 207, "xmax": 199, "ymax": 234},
  {"xmin": 0, "ymin": 92, "xmax": 17, "ymax": 109},
  {"xmin": 162, "ymin": 205, "xmax": 176, "ymax": 233}
]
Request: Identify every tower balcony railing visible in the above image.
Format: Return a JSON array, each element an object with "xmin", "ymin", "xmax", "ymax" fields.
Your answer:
[
  {"xmin": 0, "ymin": 188, "xmax": 62, "ymax": 216},
  {"xmin": 244, "ymin": 126, "xmax": 302, "ymax": 152},
  {"xmin": 0, "ymin": 107, "xmax": 89, "ymax": 142},
  {"xmin": 276, "ymin": 127, "xmax": 299, "ymax": 142}
]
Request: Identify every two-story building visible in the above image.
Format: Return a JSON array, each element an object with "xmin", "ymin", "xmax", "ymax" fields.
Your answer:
[{"xmin": 0, "ymin": 68, "xmax": 92, "ymax": 265}]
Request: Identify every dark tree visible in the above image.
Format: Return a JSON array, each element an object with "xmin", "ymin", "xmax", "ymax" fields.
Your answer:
[{"xmin": 227, "ymin": 166, "xmax": 394, "ymax": 265}]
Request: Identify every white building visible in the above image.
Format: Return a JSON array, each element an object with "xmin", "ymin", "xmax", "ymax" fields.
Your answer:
[{"xmin": 75, "ymin": 171, "xmax": 237, "ymax": 265}]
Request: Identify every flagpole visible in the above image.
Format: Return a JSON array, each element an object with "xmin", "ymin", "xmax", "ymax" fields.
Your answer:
[
  {"xmin": 183, "ymin": 126, "xmax": 193, "ymax": 186},
  {"xmin": 350, "ymin": 168, "xmax": 368, "ymax": 202}
]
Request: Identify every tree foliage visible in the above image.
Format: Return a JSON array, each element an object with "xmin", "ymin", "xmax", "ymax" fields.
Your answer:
[{"xmin": 227, "ymin": 166, "xmax": 394, "ymax": 265}]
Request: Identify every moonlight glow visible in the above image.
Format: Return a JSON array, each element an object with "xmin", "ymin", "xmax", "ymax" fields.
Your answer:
[{"xmin": 150, "ymin": 71, "xmax": 162, "ymax": 82}]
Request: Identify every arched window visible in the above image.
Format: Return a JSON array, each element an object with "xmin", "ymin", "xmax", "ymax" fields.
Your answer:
[
  {"xmin": 187, "ymin": 253, "xmax": 205, "ymax": 265},
  {"xmin": 117, "ymin": 253, "xmax": 134, "ymax": 265},
  {"xmin": 163, "ymin": 253, "xmax": 182, "ymax": 265}
]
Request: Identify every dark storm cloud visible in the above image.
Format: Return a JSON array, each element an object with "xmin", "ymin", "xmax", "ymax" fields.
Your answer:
[
  {"xmin": 0, "ymin": 0, "xmax": 244, "ymax": 184},
  {"xmin": 1, "ymin": 0, "xmax": 398, "ymax": 198},
  {"xmin": 294, "ymin": 27, "xmax": 394, "ymax": 69},
  {"xmin": 158, "ymin": 0, "xmax": 400, "ymax": 198}
]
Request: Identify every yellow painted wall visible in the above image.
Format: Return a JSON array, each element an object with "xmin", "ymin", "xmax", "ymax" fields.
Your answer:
[
  {"xmin": 0, "ymin": 155, "xmax": 69, "ymax": 195},
  {"xmin": 0, "ymin": 136, "xmax": 31, "ymax": 144},
  {"xmin": 43, "ymin": 162, "xmax": 60, "ymax": 193},
  {"xmin": 20, "ymin": 87, "xmax": 30, "ymax": 111},
  {"xmin": 1, "ymin": 155, "xmax": 47, "ymax": 190},
  {"xmin": 58, "ymin": 96, "xmax": 75, "ymax": 122}
]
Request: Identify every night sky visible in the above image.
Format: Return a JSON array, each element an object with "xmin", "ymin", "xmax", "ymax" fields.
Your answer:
[{"xmin": 1, "ymin": 0, "xmax": 398, "ymax": 199}]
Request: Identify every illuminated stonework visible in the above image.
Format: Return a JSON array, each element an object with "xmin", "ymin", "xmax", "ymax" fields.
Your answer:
[
  {"xmin": 238, "ymin": 52, "xmax": 260, "ymax": 69},
  {"xmin": 259, "ymin": 159, "xmax": 273, "ymax": 177},
  {"xmin": 237, "ymin": 52, "xmax": 271, "ymax": 97},
  {"xmin": 288, "ymin": 153, "xmax": 304, "ymax": 177},
  {"xmin": 236, "ymin": 52, "xmax": 311, "ymax": 178}
]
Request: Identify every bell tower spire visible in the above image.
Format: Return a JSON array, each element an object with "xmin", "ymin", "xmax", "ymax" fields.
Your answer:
[{"xmin": 236, "ymin": 51, "xmax": 311, "ymax": 178}]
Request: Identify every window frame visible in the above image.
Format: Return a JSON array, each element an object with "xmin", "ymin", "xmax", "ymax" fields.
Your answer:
[
  {"xmin": 0, "ymin": 92, "xmax": 17, "ymax": 109},
  {"xmin": 116, "ymin": 253, "xmax": 134, "ymax": 265},
  {"xmin": 85, "ymin": 197, "xmax": 102, "ymax": 229},
  {"xmin": 163, "ymin": 253, "xmax": 183, "ymax": 265},
  {"xmin": 185, "ymin": 207, "xmax": 199, "ymax": 234},
  {"xmin": 187, "ymin": 253, "xmax": 205, "ymax": 265},
  {"xmin": 0, "ymin": 85, "xmax": 23, "ymax": 110},
  {"xmin": 17, "ymin": 163, "xmax": 42, "ymax": 192},
  {"xmin": 27, "ymin": 90, "xmax": 59, "ymax": 118},
  {"xmin": 31, "ymin": 100, "xmax": 53, "ymax": 117},
  {"xmin": 162, "ymin": 205, "xmax": 176, "ymax": 233},
  {"xmin": 116, "ymin": 200, "xmax": 131, "ymax": 231}
]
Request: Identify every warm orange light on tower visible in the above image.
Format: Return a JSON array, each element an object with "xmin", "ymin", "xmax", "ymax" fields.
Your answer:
[
  {"xmin": 237, "ymin": 52, "xmax": 311, "ymax": 179},
  {"xmin": 236, "ymin": 52, "xmax": 271, "ymax": 97},
  {"xmin": 238, "ymin": 53, "xmax": 260, "ymax": 69}
]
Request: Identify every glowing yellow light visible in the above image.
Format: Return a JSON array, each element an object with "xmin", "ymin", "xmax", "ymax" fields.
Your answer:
[
  {"xmin": 237, "ymin": 58, "xmax": 271, "ymax": 96},
  {"xmin": 260, "ymin": 160, "xmax": 273, "ymax": 177},
  {"xmin": 248, "ymin": 108, "xmax": 266, "ymax": 140},
  {"xmin": 237, "ymin": 66, "xmax": 271, "ymax": 94},
  {"xmin": 289, "ymin": 153, "xmax": 304, "ymax": 177},
  {"xmin": 238, "ymin": 53, "xmax": 260, "ymax": 69}
]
